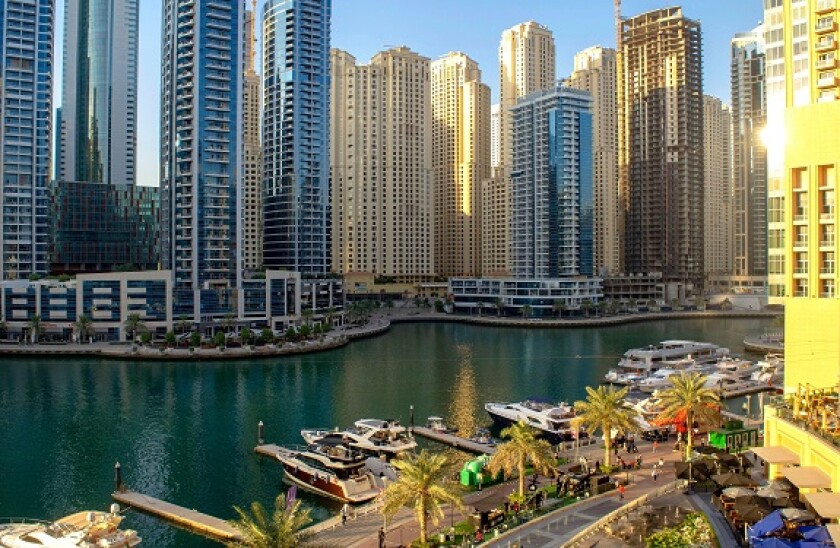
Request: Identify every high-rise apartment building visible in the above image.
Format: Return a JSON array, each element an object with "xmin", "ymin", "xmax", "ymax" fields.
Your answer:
[
  {"xmin": 481, "ymin": 22, "xmax": 555, "ymax": 277},
  {"xmin": 243, "ymin": 1, "xmax": 262, "ymax": 272},
  {"xmin": 262, "ymin": 0, "xmax": 331, "ymax": 275},
  {"xmin": 510, "ymin": 85, "xmax": 593, "ymax": 279},
  {"xmin": 568, "ymin": 46, "xmax": 619, "ymax": 276},
  {"xmin": 431, "ymin": 52, "xmax": 491, "ymax": 277},
  {"xmin": 0, "ymin": 0, "xmax": 55, "ymax": 280},
  {"xmin": 703, "ymin": 96, "xmax": 733, "ymax": 276},
  {"xmin": 59, "ymin": 0, "xmax": 138, "ymax": 185},
  {"xmin": 498, "ymin": 21, "xmax": 556, "ymax": 172},
  {"xmin": 490, "ymin": 104, "xmax": 501, "ymax": 174},
  {"xmin": 330, "ymin": 47, "xmax": 433, "ymax": 279},
  {"xmin": 761, "ymin": 0, "xmax": 840, "ymax": 494},
  {"xmin": 619, "ymin": 8, "xmax": 704, "ymax": 290},
  {"xmin": 731, "ymin": 27, "xmax": 767, "ymax": 278},
  {"xmin": 159, "ymin": 0, "xmax": 243, "ymax": 319}
]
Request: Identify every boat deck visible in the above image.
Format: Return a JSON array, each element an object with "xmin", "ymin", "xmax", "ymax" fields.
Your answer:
[
  {"xmin": 254, "ymin": 443, "xmax": 282, "ymax": 459},
  {"xmin": 411, "ymin": 427, "xmax": 496, "ymax": 454},
  {"xmin": 111, "ymin": 491, "xmax": 241, "ymax": 542}
]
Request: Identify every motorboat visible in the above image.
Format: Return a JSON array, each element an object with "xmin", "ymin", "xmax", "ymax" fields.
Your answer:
[
  {"xmin": 0, "ymin": 506, "xmax": 141, "ymax": 547},
  {"xmin": 469, "ymin": 428, "xmax": 497, "ymax": 447},
  {"xmin": 636, "ymin": 368, "xmax": 680, "ymax": 393},
  {"xmin": 426, "ymin": 416, "xmax": 455, "ymax": 434},
  {"xmin": 485, "ymin": 400, "xmax": 582, "ymax": 444},
  {"xmin": 276, "ymin": 439, "xmax": 385, "ymax": 504},
  {"xmin": 715, "ymin": 356, "xmax": 760, "ymax": 378},
  {"xmin": 751, "ymin": 354, "xmax": 784, "ymax": 386},
  {"xmin": 300, "ymin": 418, "xmax": 417, "ymax": 459},
  {"xmin": 604, "ymin": 340, "xmax": 728, "ymax": 385},
  {"xmin": 638, "ymin": 356, "xmax": 757, "ymax": 393}
]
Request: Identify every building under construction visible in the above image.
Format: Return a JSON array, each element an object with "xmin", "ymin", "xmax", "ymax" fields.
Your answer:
[{"xmin": 618, "ymin": 7, "xmax": 704, "ymax": 291}]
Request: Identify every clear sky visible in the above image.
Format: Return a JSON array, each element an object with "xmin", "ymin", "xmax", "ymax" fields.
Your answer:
[{"xmin": 55, "ymin": 0, "xmax": 764, "ymax": 187}]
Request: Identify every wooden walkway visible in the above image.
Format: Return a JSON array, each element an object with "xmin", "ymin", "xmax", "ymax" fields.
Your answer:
[
  {"xmin": 411, "ymin": 427, "xmax": 496, "ymax": 454},
  {"xmin": 112, "ymin": 491, "xmax": 241, "ymax": 542}
]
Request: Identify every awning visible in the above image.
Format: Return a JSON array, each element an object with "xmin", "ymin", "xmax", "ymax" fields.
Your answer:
[
  {"xmin": 826, "ymin": 523, "xmax": 840, "ymax": 545},
  {"xmin": 751, "ymin": 446, "xmax": 801, "ymax": 465},
  {"xmin": 781, "ymin": 466, "xmax": 832, "ymax": 489},
  {"xmin": 806, "ymin": 492, "xmax": 840, "ymax": 519}
]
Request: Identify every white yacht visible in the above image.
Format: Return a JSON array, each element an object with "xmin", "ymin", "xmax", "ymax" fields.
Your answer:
[
  {"xmin": 604, "ymin": 341, "xmax": 728, "ymax": 385},
  {"xmin": 638, "ymin": 356, "xmax": 757, "ymax": 393},
  {"xmin": 300, "ymin": 418, "xmax": 417, "ymax": 459},
  {"xmin": 751, "ymin": 354, "xmax": 784, "ymax": 386},
  {"xmin": 485, "ymin": 400, "xmax": 581, "ymax": 444},
  {"xmin": 0, "ymin": 507, "xmax": 141, "ymax": 548}
]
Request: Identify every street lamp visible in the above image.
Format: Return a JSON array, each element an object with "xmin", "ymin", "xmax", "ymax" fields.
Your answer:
[{"xmin": 477, "ymin": 472, "xmax": 483, "ymax": 492}]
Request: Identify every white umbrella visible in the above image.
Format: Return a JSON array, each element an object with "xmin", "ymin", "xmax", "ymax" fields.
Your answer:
[
  {"xmin": 780, "ymin": 508, "xmax": 816, "ymax": 521},
  {"xmin": 723, "ymin": 487, "xmax": 755, "ymax": 498}
]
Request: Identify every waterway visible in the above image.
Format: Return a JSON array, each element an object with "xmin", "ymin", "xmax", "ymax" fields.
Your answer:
[{"xmin": 0, "ymin": 317, "xmax": 772, "ymax": 546}]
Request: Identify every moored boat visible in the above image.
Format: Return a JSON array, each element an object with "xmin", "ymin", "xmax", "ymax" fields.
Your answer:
[
  {"xmin": 300, "ymin": 418, "xmax": 417, "ymax": 459},
  {"xmin": 485, "ymin": 400, "xmax": 582, "ymax": 444},
  {"xmin": 604, "ymin": 340, "xmax": 728, "ymax": 386},
  {"xmin": 0, "ymin": 507, "xmax": 141, "ymax": 548}
]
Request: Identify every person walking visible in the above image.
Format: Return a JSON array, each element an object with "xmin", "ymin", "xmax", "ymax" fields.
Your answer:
[
  {"xmin": 378, "ymin": 527, "xmax": 386, "ymax": 548},
  {"xmin": 617, "ymin": 483, "xmax": 626, "ymax": 500},
  {"xmin": 652, "ymin": 467, "xmax": 659, "ymax": 482},
  {"xmin": 341, "ymin": 503, "xmax": 349, "ymax": 526},
  {"xmin": 652, "ymin": 440, "xmax": 659, "ymax": 453}
]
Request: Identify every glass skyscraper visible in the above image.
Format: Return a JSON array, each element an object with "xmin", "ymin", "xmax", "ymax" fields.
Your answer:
[
  {"xmin": 510, "ymin": 85, "xmax": 593, "ymax": 279},
  {"xmin": 159, "ymin": 0, "xmax": 243, "ymax": 320},
  {"xmin": 0, "ymin": 0, "xmax": 54, "ymax": 280},
  {"xmin": 59, "ymin": 0, "xmax": 138, "ymax": 185},
  {"xmin": 262, "ymin": 0, "xmax": 331, "ymax": 275}
]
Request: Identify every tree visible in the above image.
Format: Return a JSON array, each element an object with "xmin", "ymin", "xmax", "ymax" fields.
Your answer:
[
  {"xmin": 165, "ymin": 331, "xmax": 176, "ymax": 347},
  {"xmin": 647, "ymin": 299, "xmax": 657, "ymax": 311},
  {"xmin": 260, "ymin": 328, "xmax": 274, "ymax": 345},
  {"xmin": 28, "ymin": 315, "xmax": 42, "ymax": 343},
  {"xmin": 721, "ymin": 298, "xmax": 733, "ymax": 311},
  {"xmin": 325, "ymin": 306, "xmax": 336, "ymax": 327},
  {"xmin": 73, "ymin": 315, "xmax": 94, "ymax": 343},
  {"xmin": 495, "ymin": 297, "xmax": 505, "ymax": 317},
  {"xmin": 628, "ymin": 298, "xmax": 637, "ymax": 313},
  {"xmin": 298, "ymin": 324, "xmax": 312, "ymax": 339},
  {"xmin": 285, "ymin": 326, "xmax": 297, "ymax": 341},
  {"xmin": 223, "ymin": 313, "xmax": 236, "ymax": 333},
  {"xmin": 124, "ymin": 313, "xmax": 146, "ymax": 342},
  {"xmin": 177, "ymin": 316, "xmax": 191, "ymax": 334},
  {"xmin": 382, "ymin": 450, "xmax": 464, "ymax": 545},
  {"xmin": 227, "ymin": 493, "xmax": 312, "ymax": 548},
  {"xmin": 189, "ymin": 331, "xmax": 201, "ymax": 348},
  {"xmin": 573, "ymin": 385, "xmax": 640, "ymax": 469},
  {"xmin": 240, "ymin": 327, "xmax": 252, "ymax": 346},
  {"xmin": 414, "ymin": 296, "xmax": 423, "ymax": 309},
  {"xmin": 656, "ymin": 372, "xmax": 721, "ymax": 461},
  {"xmin": 434, "ymin": 299, "xmax": 444, "ymax": 313},
  {"xmin": 301, "ymin": 309, "xmax": 313, "ymax": 327},
  {"xmin": 580, "ymin": 300, "xmax": 593, "ymax": 317},
  {"xmin": 140, "ymin": 330, "xmax": 152, "ymax": 345},
  {"xmin": 487, "ymin": 420, "xmax": 556, "ymax": 497},
  {"xmin": 670, "ymin": 298, "xmax": 680, "ymax": 311},
  {"xmin": 693, "ymin": 296, "xmax": 705, "ymax": 311},
  {"xmin": 552, "ymin": 300, "xmax": 566, "ymax": 318},
  {"xmin": 0, "ymin": 320, "xmax": 7, "ymax": 338},
  {"xmin": 214, "ymin": 331, "xmax": 226, "ymax": 348},
  {"xmin": 520, "ymin": 304, "xmax": 532, "ymax": 320}
]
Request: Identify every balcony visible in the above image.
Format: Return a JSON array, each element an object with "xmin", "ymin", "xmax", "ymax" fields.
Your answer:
[
  {"xmin": 816, "ymin": 17, "xmax": 837, "ymax": 34},
  {"xmin": 817, "ymin": 54, "xmax": 837, "ymax": 70},
  {"xmin": 794, "ymin": 238, "xmax": 809, "ymax": 248},
  {"xmin": 817, "ymin": 37, "xmax": 837, "ymax": 52},
  {"xmin": 818, "ymin": 0, "xmax": 836, "ymax": 13},
  {"xmin": 818, "ymin": 73, "xmax": 838, "ymax": 88},
  {"xmin": 820, "ymin": 240, "xmax": 836, "ymax": 247}
]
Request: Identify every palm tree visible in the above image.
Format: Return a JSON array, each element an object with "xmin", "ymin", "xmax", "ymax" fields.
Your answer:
[
  {"xmin": 520, "ymin": 304, "xmax": 532, "ymax": 320},
  {"xmin": 124, "ymin": 313, "xmax": 146, "ymax": 342},
  {"xmin": 177, "ymin": 315, "xmax": 191, "ymax": 335},
  {"xmin": 382, "ymin": 450, "xmax": 464, "ymax": 545},
  {"xmin": 301, "ymin": 309, "xmax": 313, "ymax": 327},
  {"xmin": 573, "ymin": 385, "xmax": 640, "ymax": 469},
  {"xmin": 227, "ymin": 493, "xmax": 312, "ymax": 548},
  {"xmin": 73, "ymin": 315, "xmax": 94, "ymax": 343},
  {"xmin": 28, "ymin": 315, "xmax": 42, "ymax": 344},
  {"xmin": 552, "ymin": 300, "xmax": 566, "ymax": 318},
  {"xmin": 580, "ymin": 299, "xmax": 593, "ymax": 317},
  {"xmin": 656, "ymin": 372, "xmax": 721, "ymax": 461},
  {"xmin": 495, "ymin": 297, "xmax": 504, "ymax": 317},
  {"xmin": 487, "ymin": 420, "xmax": 556, "ymax": 497}
]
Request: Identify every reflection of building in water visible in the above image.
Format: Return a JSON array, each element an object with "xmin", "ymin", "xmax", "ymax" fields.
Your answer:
[{"xmin": 449, "ymin": 345, "xmax": 479, "ymax": 437}]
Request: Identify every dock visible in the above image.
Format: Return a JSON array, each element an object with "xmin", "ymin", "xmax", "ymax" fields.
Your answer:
[
  {"xmin": 112, "ymin": 491, "xmax": 241, "ymax": 542},
  {"xmin": 721, "ymin": 383, "xmax": 779, "ymax": 399},
  {"xmin": 411, "ymin": 427, "xmax": 496, "ymax": 454}
]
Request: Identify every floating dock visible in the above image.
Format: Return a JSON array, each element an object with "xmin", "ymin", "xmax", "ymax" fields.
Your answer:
[
  {"xmin": 720, "ymin": 383, "xmax": 780, "ymax": 399},
  {"xmin": 112, "ymin": 491, "xmax": 241, "ymax": 542},
  {"xmin": 411, "ymin": 427, "xmax": 496, "ymax": 454}
]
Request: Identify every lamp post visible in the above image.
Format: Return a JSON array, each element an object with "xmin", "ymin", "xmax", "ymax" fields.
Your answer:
[{"xmin": 380, "ymin": 472, "xmax": 388, "ymax": 532}]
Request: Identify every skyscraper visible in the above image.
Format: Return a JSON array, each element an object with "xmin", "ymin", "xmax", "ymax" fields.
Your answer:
[
  {"xmin": 0, "ymin": 0, "xmax": 55, "ymax": 280},
  {"xmin": 619, "ymin": 7, "xmax": 704, "ymax": 290},
  {"xmin": 159, "ymin": 0, "xmax": 243, "ymax": 319},
  {"xmin": 262, "ymin": 0, "xmax": 331, "ymax": 276},
  {"xmin": 431, "ymin": 52, "xmax": 491, "ymax": 277},
  {"xmin": 59, "ymin": 0, "xmax": 138, "ymax": 185},
  {"xmin": 490, "ymin": 104, "xmax": 501, "ymax": 174},
  {"xmin": 568, "ymin": 46, "xmax": 619, "ymax": 276},
  {"xmin": 243, "ymin": 0, "xmax": 262, "ymax": 272},
  {"xmin": 510, "ymin": 85, "xmax": 593, "ymax": 279},
  {"xmin": 703, "ymin": 96, "xmax": 733, "ymax": 276},
  {"xmin": 731, "ymin": 27, "xmax": 767, "ymax": 278},
  {"xmin": 330, "ymin": 47, "xmax": 433, "ymax": 278}
]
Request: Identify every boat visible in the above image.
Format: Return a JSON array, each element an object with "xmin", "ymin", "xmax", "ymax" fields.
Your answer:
[
  {"xmin": 0, "ymin": 506, "xmax": 141, "ymax": 547},
  {"xmin": 638, "ymin": 356, "xmax": 757, "ymax": 393},
  {"xmin": 469, "ymin": 428, "xmax": 497, "ymax": 447},
  {"xmin": 485, "ymin": 400, "xmax": 582, "ymax": 444},
  {"xmin": 300, "ymin": 418, "xmax": 417, "ymax": 459},
  {"xmin": 604, "ymin": 340, "xmax": 729, "ymax": 385},
  {"xmin": 276, "ymin": 439, "xmax": 385, "ymax": 504},
  {"xmin": 426, "ymin": 416, "xmax": 455, "ymax": 434},
  {"xmin": 751, "ymin": 354, "xmax": 784, "ymax": 386}
]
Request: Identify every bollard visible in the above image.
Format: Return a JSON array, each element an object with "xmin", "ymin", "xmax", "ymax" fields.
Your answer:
[
  {"xmin": 258, "ymin": 421, "xmax": 265, "ymax": 445},
  {"xmin": 114, "ymin": 461, "xmax": 122, "ymax": 492}
]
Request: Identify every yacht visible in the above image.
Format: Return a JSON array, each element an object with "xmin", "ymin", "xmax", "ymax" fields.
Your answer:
[
  {"xmin": 0, "ymin": 507, "xmax": 141, "ymax": 547},
  {"xmin": 638, "ymin": 356, "xmax": 757, "ymax": 393},
  {"xmin": 426, "ymin": 416, "xmax": 455, "ymax": 434},
  {"xmin": 604, "ymin": 341, "xmax": 728, "ymax": 385},
  {"xmin": 300, "ymin": 418, "xmax": 417, "ymax": 459},
  {"xmin": 276, "ymin": 439, "xmax": 386, "ymax": 504},
  {"xmin": 751, "ymin": 355, "xmax": 784, "ymax": 386},
  {"xmin": 485, "ymin": 400, "xmax": 582, "ymax": 444}
]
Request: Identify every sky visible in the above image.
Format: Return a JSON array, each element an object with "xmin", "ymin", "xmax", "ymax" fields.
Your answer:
[{"xmin": 55, "ymin": 0, "xmax": 764, "ymax": 187}]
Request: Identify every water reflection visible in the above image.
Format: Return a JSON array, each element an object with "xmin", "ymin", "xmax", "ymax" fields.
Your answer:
[{"xmin": 448, "ymin": 344, "xmax": 479, "ymax": 438}]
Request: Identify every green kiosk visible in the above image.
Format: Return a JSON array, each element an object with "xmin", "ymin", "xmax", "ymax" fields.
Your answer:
[{"xmin": 708, "ymin": 420, "xmax": 759, "ymax": 452}]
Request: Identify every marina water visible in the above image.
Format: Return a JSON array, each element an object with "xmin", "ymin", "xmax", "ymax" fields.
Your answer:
[{"xmin": 0, "ymin": 318, "xmax": 772, "ymax": 546}]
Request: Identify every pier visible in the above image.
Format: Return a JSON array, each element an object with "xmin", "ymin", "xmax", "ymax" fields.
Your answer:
[
  {"xmin": 720, "ymin": 383, "xmax": 780, "ymax": 399},
  {"xmin": 111, "ymin": 491, "xmax": 241, "ymax": 542},
  {"xmin": 411, "ymin": 427, "xmax": 497, "ymax": 454}
]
